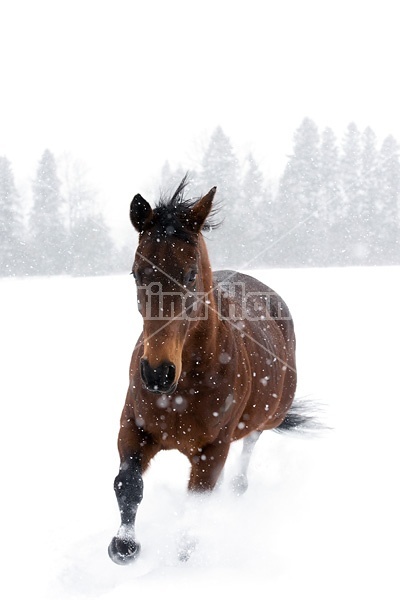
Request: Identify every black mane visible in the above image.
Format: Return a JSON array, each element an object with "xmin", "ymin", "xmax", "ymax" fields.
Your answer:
[{"xmin": 151, "ymin": 174, "xmax": 220, "ymax": 243}]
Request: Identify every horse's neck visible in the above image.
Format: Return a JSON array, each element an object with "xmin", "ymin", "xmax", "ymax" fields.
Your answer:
[
  {"xmin": 198, "ymin": 236, "xmax": 216, "ymax": 313},
  {"xmin": 184, "ymin": 237, "xmax": 223, "ymax": 362}
]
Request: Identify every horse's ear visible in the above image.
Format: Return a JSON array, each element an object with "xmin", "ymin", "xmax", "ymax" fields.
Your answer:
[
  {"xmin": 189, "ymin": 186, "xmax": 217, "ymax": 232},
  {"xmin": 130, "ymin": 194, "xmax": 153, "ymax": 233}
]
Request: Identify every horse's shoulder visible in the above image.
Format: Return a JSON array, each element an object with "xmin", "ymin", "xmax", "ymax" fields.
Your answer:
[
  {"xmin": 212, "ymin": 269, "xmax": 272, "ymax": 293},
  {"xmin": 212, "ymin": 270, "xmax": 294, "ymax": 327}
]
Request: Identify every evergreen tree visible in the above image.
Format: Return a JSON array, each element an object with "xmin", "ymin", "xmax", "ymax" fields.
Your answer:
[
  {"xmin": 339, "ymin": 123, "xmax": 363, "ymax": 263},
  {"xmin": 61, "ymin": 156, "xmax": 117, "ymax": 276},
  {"xmin": 376, "ymin": 135, "xmax": 400, "ymax": 263},
  {"xmin": 68, "ymin": 215, "xmax": 116, "ymax": 275},
  {"xmin": 0, "ymin": 156, "xmax": 25, "ymax": 276},
  {"xmin": 241, "ymin": 153, "xmax": 271, "ymax": 265},
  {"xmin": 319, "ymin": 128, "xmax": 342, "ymax": 265},
  {"xmin": 30, "ymin": 149, "xmax": 67, "ymax": 274},
  {"xmin": 260, "ymin": 179, "xmax": 277, "ymax": 265},
  {"xmin": 359, "ymin": 127, "xmax": 379, "ymax": 263},
  {"xmin": 275, "ymin": 117, "xmax": 320, "ymax": 266},
  {"xmin": 199, "ymin": 126, "xmax": 242, "ymax": 267}
]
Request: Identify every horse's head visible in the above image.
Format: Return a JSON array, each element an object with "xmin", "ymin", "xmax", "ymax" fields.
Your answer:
[{"xmin": 130, "ymin": 176, "xmax": 218, "ymax": 394}]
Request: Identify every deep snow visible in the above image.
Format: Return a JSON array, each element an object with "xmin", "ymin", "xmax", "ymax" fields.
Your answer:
[{"xmin": 1, "ymin": 266, "xmax": 399, "ymax": 599}]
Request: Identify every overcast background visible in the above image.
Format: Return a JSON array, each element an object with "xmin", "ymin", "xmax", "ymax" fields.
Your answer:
[{"xmin": 1, "ymin": 0, "xmax": 399, "ymax": 237}]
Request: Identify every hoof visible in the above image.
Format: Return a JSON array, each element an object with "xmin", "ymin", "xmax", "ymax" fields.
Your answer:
[
  {"xmin": 108, "ymin": 536, "xmax": 141, "ymax": 565},
  {"xmin": 231, "ymin": 474, "xmax": 248, "ymax": 496}
]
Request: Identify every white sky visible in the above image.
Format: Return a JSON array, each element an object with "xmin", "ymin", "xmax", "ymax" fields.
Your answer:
[{"xmin": 1, "ymin": 0, "xmax": 400, "ymax": 235}]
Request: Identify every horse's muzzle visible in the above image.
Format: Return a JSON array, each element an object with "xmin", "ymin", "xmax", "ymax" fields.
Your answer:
[{"xmin": 140, "ymin": 358, "xmax": 177, "ymax": 394}]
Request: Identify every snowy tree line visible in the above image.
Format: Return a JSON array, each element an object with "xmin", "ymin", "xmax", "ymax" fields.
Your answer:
[
  {"xmin": 1, "ymin": 119, "xmax": 400, "ymax": 277},
  {"xmin": 273, "ymin": 118, "xmax": 400, "ymax": 267},
  {"xmin": 0, "ymin": 149, "xmax": 122, "ymax": 276},
  {"xmin": 162, "ymin": 120, "xmax": 400, "ymax": 268}
]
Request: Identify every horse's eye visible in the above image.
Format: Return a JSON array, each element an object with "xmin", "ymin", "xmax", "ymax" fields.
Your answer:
[
  {"xmin": 186, "ymin": 270, "xmax": 197, "ymax": 284},
  {"xmin": 131, "ymin": 270, "xmax": 141, "ymax": 285}
]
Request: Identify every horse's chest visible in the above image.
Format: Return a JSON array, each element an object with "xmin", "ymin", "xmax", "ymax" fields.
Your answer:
[{"xmin": 139, "ymin": 393, "xmax": 218, "ymax": 453}]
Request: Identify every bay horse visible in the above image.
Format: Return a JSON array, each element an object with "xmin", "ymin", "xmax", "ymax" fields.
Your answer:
[{"xmin": 108, "ymin": 176, "xmax": 299, "ymax": 565}]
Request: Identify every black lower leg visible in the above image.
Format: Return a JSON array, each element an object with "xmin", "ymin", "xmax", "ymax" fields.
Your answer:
[{"xmin": 108, "ymin": 454, "xmax": 143, "ymax": 565}]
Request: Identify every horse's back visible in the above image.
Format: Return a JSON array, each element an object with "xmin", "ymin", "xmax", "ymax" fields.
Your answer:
[{"xmin": 212, "ymin": 269, "xmax": 295, "ymax": 343}]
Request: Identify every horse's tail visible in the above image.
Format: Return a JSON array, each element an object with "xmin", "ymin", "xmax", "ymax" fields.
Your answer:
[{"xmin": 275, "ymin": 397, "xmax": 328, "ymax": 435}]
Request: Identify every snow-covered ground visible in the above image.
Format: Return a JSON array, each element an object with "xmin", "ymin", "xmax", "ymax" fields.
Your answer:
[{"xmin": 1, "ymin": 266, "xmax": 399, "ymax": 599}]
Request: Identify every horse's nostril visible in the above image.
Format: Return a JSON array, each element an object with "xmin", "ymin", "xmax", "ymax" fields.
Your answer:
[
  {"xmin": 140, "ymin": 358, "xmax": 149, "ymax": 384},
  {"xmin": 166, "ymin": 363, "xmax": 176, "ymax": 384}
]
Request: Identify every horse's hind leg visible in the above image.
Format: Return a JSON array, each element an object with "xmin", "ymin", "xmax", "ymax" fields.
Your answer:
[
  {"xmin": 178, "ymin": 438, "xmax": 231, "ymax": 561},
  {"xmin": 231, "ymin": 431, "xmax": 262, "ymax": 495},
  {"xmin": 188, "ymin": 436, "xmax": 231, "ymax": 492}
]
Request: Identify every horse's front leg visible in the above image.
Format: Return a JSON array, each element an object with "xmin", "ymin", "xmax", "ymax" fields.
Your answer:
[
  {"xmin": 108, "ymin": 452, "xmax": 143, "ymax": 564},
  {"xmin": 108, "ymin": 426, "xmax": 159, "ymax": 565}
]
